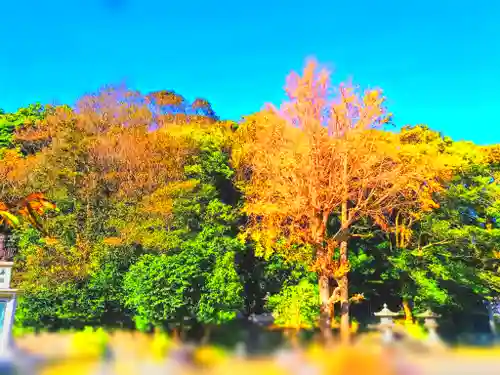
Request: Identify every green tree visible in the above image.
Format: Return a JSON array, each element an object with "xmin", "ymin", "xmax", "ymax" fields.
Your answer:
[
  {"xmin": 267, "ymin": 279, "xmax": 320, "ymax": 331},
  {"xmin": 345, "ymin": 129, "xmax": 500, "ymax": 335},
  {"xmin": 0, "ymin": 104, "xmax": 49, "ymax": 152},
  {"xmin": 122, "ymin": 122, "xmax": 245, "ymax": 335}
]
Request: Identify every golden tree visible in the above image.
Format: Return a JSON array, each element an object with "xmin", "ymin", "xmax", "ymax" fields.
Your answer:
[{"xmin": 233, "ymin": 59, "xmax": 458, "ymax": 343}]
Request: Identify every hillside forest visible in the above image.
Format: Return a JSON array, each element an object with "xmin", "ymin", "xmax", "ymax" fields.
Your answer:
[{"xmin": 1, "ymin": 59, "xmax": 499, "ymax": 345}]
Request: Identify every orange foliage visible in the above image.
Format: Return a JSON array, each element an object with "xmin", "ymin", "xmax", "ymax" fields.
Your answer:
[
  {"xmin": 147, "ymin": 90, "xmax": 185, "ymax": 106},
  {"xmin": 14, "ymin": 193, "xmax": 56, "ymax": 231},
  {"xmin": 0, "ymin": 191, "xmax": 55, "ymax": 233},
  {"xmin": 7, "ymin": 87, "xmax": 228, "ymax": 261},
  {"xmin": 15, "ymin": 87, "xmax": 199, "ymax": 201},
  {"xmin": 481, "ymin": 144, "xmax": 500, "ymax": 165},
  {"xmin": 91, "ymin": 125, "xmax": 192, "ymax": 198},
  {"xmin": 102, "ymin": 237, "xmax": 123, "ymax": 246},
  {"xmin": 18, "ymin": 193, "xmax": 57, "ymax": 214},
  {"xmin": 0, "ymin": 150, "xmax": 43, "ymax": 201}
]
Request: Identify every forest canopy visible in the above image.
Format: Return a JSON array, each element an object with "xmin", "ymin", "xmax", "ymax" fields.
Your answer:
[{"xmin": 1, "ymin": 59, "xmax": 498, "ymax": 343}]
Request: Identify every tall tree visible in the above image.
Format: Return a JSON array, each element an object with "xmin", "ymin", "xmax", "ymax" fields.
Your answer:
[{"xmin": 233, "ymin": 59, "xmax": 459, "ymax": 342}]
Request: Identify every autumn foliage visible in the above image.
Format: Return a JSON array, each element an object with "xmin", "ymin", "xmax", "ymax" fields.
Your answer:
[
  {"xmin": 0, "ymin": 58, "xmax": 498, "ymax": 351},
  {"xmin": 234, "ymin": 59, "xmax": 462, "ymax": 342}
]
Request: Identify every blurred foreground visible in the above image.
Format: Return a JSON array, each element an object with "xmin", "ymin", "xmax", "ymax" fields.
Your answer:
[{"xmin": 3, "ymin": 331, "xmax": 499, "ymax": 375}]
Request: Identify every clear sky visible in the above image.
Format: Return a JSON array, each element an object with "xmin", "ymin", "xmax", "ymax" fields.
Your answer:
[{"xmin": 1, "ymin": 0, "xmax": 499, "ymax": 144}]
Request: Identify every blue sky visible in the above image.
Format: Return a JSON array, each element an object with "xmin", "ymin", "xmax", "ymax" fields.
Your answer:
[{"xmin": 1, "ymin": 0, "xmax": 499, "ymax": 144}]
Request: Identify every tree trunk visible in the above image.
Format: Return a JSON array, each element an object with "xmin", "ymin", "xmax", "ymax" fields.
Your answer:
[
  {"xmin": 201, "ymin": 325, "xmax": 212, "ymax": 345},
  {"xmin": 339, "ymin": 151, "xmax": 350, "ymax": 344},
  {"xmin": 329, "ymin": 294, "xmax": 336, "ymax": 328},
  {"xmin": 402, "ymin": 299, "xmax": 413, "ymax": 324},
  {"xmin": 172, "ymin": 327, "xmax": 180, "ymax": 343},
  {"xmin": 285, "ymin": 328, "xmax": 300, "ymax": 348},
  {"xmin": 339, "ymin": 239, "xmax": 350, "ymax": 344},
  {"xmin": 314, "ymin": 217, "xmax": 332, "ymax": 344},
  {"xmin": 319, "ymin": 274, "xmax": 333, "ymax": 343},
  {"xmin": 328, "ymin": 285, "xmax": 341, "ymax": 328}
]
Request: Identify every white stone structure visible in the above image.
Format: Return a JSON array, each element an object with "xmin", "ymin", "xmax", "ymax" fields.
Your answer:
[
  {"xmin": 415, "ymin": 309, "xmax": 442, "ymax": 346},
  {"xmin": 0, "ymin": 261, "xmax": 18, "ymax": 357},
  {"xmin": 373, "ymin": 303, "xmax": 401, "ymax": 344}
]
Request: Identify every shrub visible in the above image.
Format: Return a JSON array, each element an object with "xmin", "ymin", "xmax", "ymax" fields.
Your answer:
[{"xmin": 266, "ymin": 279, "xmax": 320, "ymax": 330}]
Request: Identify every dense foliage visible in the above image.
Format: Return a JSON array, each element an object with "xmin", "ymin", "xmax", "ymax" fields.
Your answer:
[{"xmin": 0, "ymin": 61, "xmax": 498, "ymax": 342}]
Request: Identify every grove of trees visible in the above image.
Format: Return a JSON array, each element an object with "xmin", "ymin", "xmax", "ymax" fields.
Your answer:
[{"xmin": 1, "ymin": 59, "xmax": 499, "ymax": 344}]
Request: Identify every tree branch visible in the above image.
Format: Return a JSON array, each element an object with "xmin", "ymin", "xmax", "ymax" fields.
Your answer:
[
  {"xmin": 327, "ymin": 286, "xmax": 341, "ymax": 305},
  {"xmin": 418, "ymin": 239, "xmax": 451, "ymax": 252}
]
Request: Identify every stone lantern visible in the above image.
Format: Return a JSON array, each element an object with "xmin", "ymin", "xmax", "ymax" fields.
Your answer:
[
  {"xmin": 416, "ymin": 309, "xmax": 441, "ymax": 345},
  {"xmin": 373, "ymin": 303, "xmax": 401, "ymax": 344},
  {"xmin": 0, "ymin": 261, "xmax": 18, "ymax": 357}
]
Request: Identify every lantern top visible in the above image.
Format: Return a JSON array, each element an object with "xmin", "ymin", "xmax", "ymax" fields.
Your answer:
[
  {"xmin": 374, "ymin": 303, "xmax": 400, "ymax": 317},
  {"xmin": 416, "ymin": 309, "xmax": 441, "ymax": 319}
]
